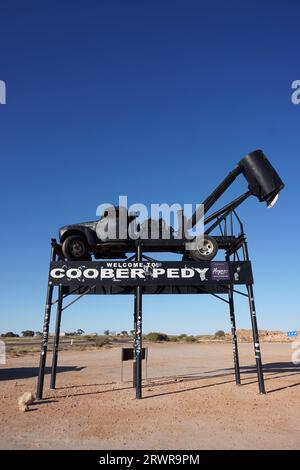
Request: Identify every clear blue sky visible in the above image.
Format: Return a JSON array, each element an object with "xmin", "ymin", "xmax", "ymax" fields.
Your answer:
[{"xmin": 0, "ymin": 0, "xmax": 299, "ymax": 335}]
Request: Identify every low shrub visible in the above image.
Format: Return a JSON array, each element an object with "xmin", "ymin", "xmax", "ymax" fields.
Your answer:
[
  {"xmin": 215, "ymin": 330, "xmax": 226, "ymax": 338},
  {"xmin": 145, "ymin": 332, "xmax": 170, "ymax": 342},
  {"xmin": 95, "ymin": 336, "xmax": 110, "ymax": 348},
  {"xmin": 168, "ymin": 335, "xmax": 179, "ymax": 342},
  {"xmin": 184, "ymin": 335, "xmax": 197, "ymax": 343},
  {"xmin": 84, "ymin": 335, "xmax": 98, "ymax": 342}
]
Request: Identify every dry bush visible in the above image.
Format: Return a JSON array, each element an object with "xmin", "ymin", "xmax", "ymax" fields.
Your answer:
[
  {"xmin": 95, "ymin": 336, "xmax": 110, "ymax": 348},
  {"xmin": 183, "ymin": 335, "xmax": 197, "ymax": 343},
  {"xmin": 18, "ymin": 392, "xmax": 35, "ymax": 412}
]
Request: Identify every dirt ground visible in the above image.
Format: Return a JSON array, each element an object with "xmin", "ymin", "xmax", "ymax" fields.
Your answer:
[{"xmin": 0, "ymin": 342, "xmax": 300, "ymax": 450}]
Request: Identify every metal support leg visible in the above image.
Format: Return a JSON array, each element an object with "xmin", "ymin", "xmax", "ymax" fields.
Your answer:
[
  {"xmin": 145, "ymin": 347, "xmax": 148, "ymax": 381},
  {"xmin": 133, "ymin": 290, "xmax": 137, "ymax": 388},
  {"xmin": 134, "ymin": 243, "xmax": 143, "ymax": 399},
  {"xmin": 243, "ymin": 240, "xmax": 266, "ymax": 394},
  {"xmin": 228, "ymin": 286, "xmax": 241, "ymax": 385},
  {"xmin": 50, "ymin": 284, "xmax": 63, "ymax": 389},
  {"xmin": 37, "ymin": 243, "xmax": 57, "ymax": 399},
  {"xmin": 246, "ymin": 284, "xmax": 266, "ymax": 394}
]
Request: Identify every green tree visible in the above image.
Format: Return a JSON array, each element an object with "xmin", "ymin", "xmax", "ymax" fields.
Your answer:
[
  {"xmin": 1, "ymin": 331, "xmax": 19, "ymax": 338},
  {"xmin": 21, "ymin": 330, "xmax": 35, "ymax": 337}
]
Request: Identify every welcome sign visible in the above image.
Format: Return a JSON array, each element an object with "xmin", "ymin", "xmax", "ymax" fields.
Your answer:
[{"xmin": 49, "ymin": 260, "xmax": 253, "ymax": 286}]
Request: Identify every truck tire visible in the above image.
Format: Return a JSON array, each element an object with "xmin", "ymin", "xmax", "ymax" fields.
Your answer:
[
  {"xmin": 62, "ymin": 235, "xmax": 89, "ymax": 261},
  {"xmin": 186, "ymin": 235, "xmax": 218, "ymax": 261}
]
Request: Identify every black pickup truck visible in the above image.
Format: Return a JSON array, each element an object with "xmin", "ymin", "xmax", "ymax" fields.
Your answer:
[{"xmin": 59, "ymin": 149, "xmax": 284, "ymax": 261}]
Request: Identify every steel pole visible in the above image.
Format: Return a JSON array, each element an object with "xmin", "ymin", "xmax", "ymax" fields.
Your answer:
[
  {"xmin": 37, "ymin": 242, "xmax": 56, "ymax": 400},
  {"xmin": 242, "ymin": 240, "xmax": 266, "ymax": 394},
  {"xmin": 50, "ymin": 284, "xmax": 63, "ymax": 389},
  {"xmin": 133, "ymin": 290, "xmax": 137, "ymax": 388},
  {"xmin": 228, "ymin": 285, "xmax": 241, "ymax": 385},
  {"xmin": 134, "ymin": 243, "xmax": 143, "ymax": 399}
]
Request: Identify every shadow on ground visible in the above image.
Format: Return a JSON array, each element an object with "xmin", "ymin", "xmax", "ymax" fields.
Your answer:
[
  {"xmin": 204, "ymin": 362, "xmax": 300, "ymax": 375},
  {"xmin": 49, "ymin": 361, "xmax": 300, "ymax": 399},
  {"xmin": 0, "ymin": 366, "xmax": 85, "ymax": 381}
]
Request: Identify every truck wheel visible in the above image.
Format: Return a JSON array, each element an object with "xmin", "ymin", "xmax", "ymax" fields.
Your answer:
[
  {"xmin": 62, "ymin": 235, "xmax": 89, "ymax": 260},
  {"xmin": 187, "ymin": 235, "xmax": 218, "ymax": 261}
]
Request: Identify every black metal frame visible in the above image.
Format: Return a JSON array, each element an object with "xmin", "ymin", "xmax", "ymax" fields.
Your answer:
[
  {"xmin": 36, "ymin": 208, "xmax": 266, "ymax": 401},
  {"xmin": 36, "ymin": 148, "xmax": 286, "ymax": 399}
]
